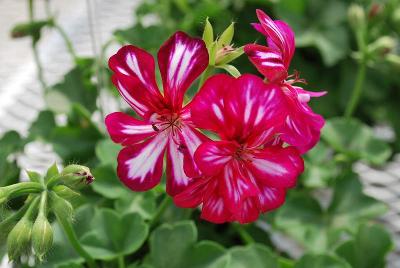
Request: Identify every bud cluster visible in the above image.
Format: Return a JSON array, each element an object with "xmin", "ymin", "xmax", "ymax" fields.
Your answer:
[{"xmin": 0, "ymin": 163, "xmax": 94, "ymax": 265}]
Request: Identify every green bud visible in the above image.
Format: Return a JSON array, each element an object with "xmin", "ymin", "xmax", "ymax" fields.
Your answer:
[
  {"xmin": 32, "ymin": 214, "xmax": 53, "ymax": 261},
  {"xmin": 59, "ymin": 165, "xmax": 94, "ymax": 189},
  {"xmin": 7, "ymin": 217, "xmax": 33, "ymax": 261},
  {"xmin": 348, "ymin": 4, "xmax": 366, "ymax": 31},
  {"xmin": 216, "ymin": 46, "xmax": 244, "ymax": 65},
  {"xmin": 368, "ymin": 36, "xmax": 397, "ymax": 56},
  {"xmin": 10, "ymin": 19, "xmax": 54, "ymax": 43},
  {"xmin": 217, "ymin": 22, "xmax": 235, "ymax": 50},
  {"xmin": 385, "ymin": 54, "xmax": 400, "ymax": 70},
  {"xmin": 392, "ymin": 7, "xmax": 400, "ymax": 26},
  {"xmin": 202, "ymin": 17, "xmax": 214, "ymax": 49},
  {"xmin": 50, "ymin": 192, "xmax": 74, "ymax": 221}
]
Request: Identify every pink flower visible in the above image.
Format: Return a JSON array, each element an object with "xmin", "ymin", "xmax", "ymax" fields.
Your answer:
[
  {"xmin": 244, "ymin": 9, "xmax": 326, "ymax": 153},
  {"xmin": 105, "ymin": 31, "xmax": 209, "ymax": 196},
  {"xmin": 174, "ymin": 74, "xmax": 304, "ymax": 224}
]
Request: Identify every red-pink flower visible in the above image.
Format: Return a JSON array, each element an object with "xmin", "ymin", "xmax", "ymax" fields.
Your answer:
[
  {"xmin": 244, "ymin": 9, "xmax": 326, "ymax": 153},
  {"xmin": 105, "ymin": 31, "xmax": 209, "ymax": 196},
  {"xmin": 174, "ymin": 74, "xmax": 304, "ymax": 224}
]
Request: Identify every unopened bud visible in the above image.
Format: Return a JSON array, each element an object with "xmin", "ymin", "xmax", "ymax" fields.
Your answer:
[
  {"xmin": 50, "ymin": 192, "xmax": 74, "ymax": 221},
  {"xmin": 7, "ymin": 217, "xmax": 33, "ymax": 261},
  {"xmin": 217, "ymin": 22, "xmax": 235, "ymax": 50},
  {"xmin": 348, "ymin": 4, "xmax": 366, "ymax": 31},
  {"xmin": 385, "ymin": 54, "xmax": 400, "ymax": 70},
  {"xmin": 32, "ymin": 214, "xmax": 53, "ymax": 261},
  {"xmin": 202, "ymin": 17, "xmax": 214, "ymax": 49},
  {"xmin": 215, "ymin": 46, "xmax": 244, "ymax": 65},
  {"xmin": 393, "ymin": 7, "xmax": 400, "ymax": 27},
  {"xmin": 59, "ymin": 165, "xmax": 94, "ymax": 189},
  {"xmin": 368, "ymin": 36, "xmax": 396, "ymax": 56},
  {"xmin": 368, "ymin": 3, "xmax": 382, "ymax": 19}
]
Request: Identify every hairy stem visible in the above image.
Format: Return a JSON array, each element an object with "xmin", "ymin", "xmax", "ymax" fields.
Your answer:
[{"xmin": 56, "ymin": 214, "xmax": 96, "ymax": 268}]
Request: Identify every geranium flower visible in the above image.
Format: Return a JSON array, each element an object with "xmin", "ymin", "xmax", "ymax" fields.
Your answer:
[
  {"xmin": 174, "ymin": 74, "xmax": 304, "ymax": 223},
  {"xmin": 244, "ymin": 9, "xmax": 326, "ymax": 153},
  {"xmin": 105, "ymin": 31, "xmax": 209, "ymax": 195}
]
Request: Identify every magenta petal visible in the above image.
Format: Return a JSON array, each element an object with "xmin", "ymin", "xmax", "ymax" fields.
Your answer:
[
  {"xmin": 117, "ymin": 134, "xmax": 167, "ymax": 191},
  {"xmin": 109, "ymin": 46, "xmax": 164, "ymax": 118},
  {"xmin": 233, "ymin": 198, "xmax": 260, "ymax": 224},
  {"xmin": 166, "ymin": 137, "xmax": 191, "ymax": 196},
  {"xmin": 224, "ymin": 74, "xmax": 286, "ymax": 142},
  {"xmin": 105, "ymin": 112, "xmax": 156, "ymax": 146},
  {"xmin": 201, "ymin": 181, "xmax": 232, "ymax": 224},
  {"xmin": 194, "ymin": 141, "xmax": 236, "ymax": 177},
  {"xmin": 247, "ymin": 146, "xmax": 303, "ymax": 188},
  {"xmin": 173, "ymin": 177, "xmax": 209, "ymax": 208},
  {"xmin": 255, "ymin": 9, "xmax": 295, "ymax": 68},
  {"xmin": 190, "ymin": 74, "xmax": 236, "ymax": 137},
  {"xmin": 255, "ymin": 185, "xmax": 286, "ymax": 212},
  {"xmin": 219, "ymin": 161, "xmax": 259, "ymax": 214},
  {"xmin": 158, "ymin": 31, "xmax": 209, "ymax": 110},
  {"xmin": 244, "ymin": 44, "xmax": 287, "ymax": 83}
]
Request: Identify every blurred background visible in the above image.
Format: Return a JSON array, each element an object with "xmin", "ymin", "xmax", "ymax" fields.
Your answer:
[{"xmin": 0, "ymin": 0, "xmax": 399, "ymax": 267}]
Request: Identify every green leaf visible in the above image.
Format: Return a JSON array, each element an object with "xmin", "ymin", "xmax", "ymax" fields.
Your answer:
[
  {"xmin": 294, "ymin": 254, "xmax": 351, "ymax": 268},
  {"xmin": 0, "ymin": 131, "xmax": 23, "ymax": 186},
  {"xmin": 228, "ymin": 244, "xmax": 279, "ymax": 268},
  {"xmin": 49, "ymin": 58, "xmax": 97, "ymax": 113},
  {"xmin": 150, "ymin": 221, "xmax": 197, "ymax": 268},
  {"xmin": 50, "ymin": 104, "xmax": 103, "ymax": 163},
  {"xmin": 322, "ymin": 117, "xmax": 391, "ymax": 165},
  {"xmin": 181, "ymin": 241, "xmax": 229, "ymax": 268},
  {"xmin": 91, "ymin": 165, "xmax": 130, "ymax": 199},
  {"xmin": 29, "ymin": 110, "xmax": 56, "ymax": 140},
  {"xmin": 95, "ymin": 139, "xmax": 121, "ymax": 169},
  {"xmin": 80, "ymin": 208, "xmax": 148, "ymax": 260},
  {"xmin": 115, "ymin": 191, "xmax": 157, "ymax": 220},
  {"xmin": 335, "ymin": 223, "xmax": 393, "ymax": 268},
  {"xmin": 328, "ymin": 172, "xmax": 388, "ymax": 230}
]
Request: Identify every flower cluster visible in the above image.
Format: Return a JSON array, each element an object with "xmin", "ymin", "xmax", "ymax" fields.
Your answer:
[{"xmin": 105, "ymin": 10, "xmax": 325, "ymax": 224}]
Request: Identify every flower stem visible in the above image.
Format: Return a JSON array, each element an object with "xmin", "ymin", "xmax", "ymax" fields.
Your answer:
[
  {"xmin": 150, "ymin": 195, "xmax": 171, "ymax": 228},
  {"xmin": 117, "ymin": 256, "xmax": 125, "ymax": 268},
  {"xmin": 198, "ymin": 66, "xmax": 214, "ymax": 91},
  {"xmin": 344, "ymin": 25, "xmax": 368, "ymax": 117},
  {"xmin": 233, "ymin": 223, "xmax": 255, "ymax": 245},
  {"xmin": 56, "ymin": 214, "xmax": 96, "ymax": 268},
  {"xmin": 344, "ymin": 61, "xmax": 367, "ymax": 117}
]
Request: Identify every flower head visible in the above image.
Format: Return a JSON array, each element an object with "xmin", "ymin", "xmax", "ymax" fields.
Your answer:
[
  {"xmin": 106, "ymin": 31, "xmax": 209, "ymax": 195},
  {"xmin": 174, "ymin": 74, "xmax": 304, "ymax": 223},
  {"xmin": 244, "ymin": 10, "xmax": 326, "ymax": 153}
]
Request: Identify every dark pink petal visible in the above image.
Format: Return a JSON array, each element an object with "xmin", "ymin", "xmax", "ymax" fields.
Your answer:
[
  {"xmin": 244, "ymin": 44, "xmax": 287, "ymax": 83},
  {"xmin": 219, "ymin": 161, "xmax": 259, "ymax": 214},
  {"xmin": 280, "ymin": 85, "xmax": 326, "ymax": 153},
  {"xmin": 194, "ymin": 141, "xmax": 237, "ymax": 177},
  {"xmin": 117, "ymin": 134, "xmax": 167, "ymax": 191},
  {"xmin": 201, "ymin": 180, "xmax": 232, "ymax": 224},
  {"xmin": 255, "ymin": 184, "xmax": 286, "ymax": 212},
  {"xmin": 109, "ymin": 46, "xmax": 164, "ymax": 118},
  {"xmin": 158, "ymin": 31, "xmax": 209, "ymax": 110},
  {"xmin": 256, "ymin": 9, "xmax": 295, "ymax": 67},
  {"xmin": 190, "ymin": 74, "xmax": 236, "ymax": 137},
  {"xmin": 166, "ymin": 137, "xmax": 191, "ymax": 196},
  {"xmin": 247, "ymin": 146, "xmax": 303, "ymax": 188},
  {"xmin": 105, "ymin": 112, "xmax": 156, "ymax": 146},
  {"xmin": 233, "ymin": 198, "xmax": 260, "ymax": 224},
  {"xmin": 173, "ymin": 177, "xmax": 210, "ymax": 208},
  {"xmin": 224, "ymin": 74, "xmax": 286, "ymax": 143},
  {"xmin": 179, "ymin": 125, "xmax": 210, "ymax": 177}
]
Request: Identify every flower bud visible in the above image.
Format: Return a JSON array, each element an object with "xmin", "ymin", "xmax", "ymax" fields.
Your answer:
[
  {"xmin": 385, "ymin": 54, "xmax": 400, "ymax": 70},
  {"xmin": 32, "ymin": 214, "xmax": 53, "ymax": 261},
  {"xmin": 7, "ymin": 217, "xmax": 33, "ymax": 261},
  {"xmin": 368, "ymin": 36, "xmax": 397, "ymax": 56},
  {"xmin": 215, "ymin": 46, "xmax": 244, "ymax": 65},
  {"xmin": 348, "ymin": 4, "xmax": 366, "ymax": 31},
  {"xmin": 392, "ymin": 7, "xmax": 400, "ymax": 27},
  {"xmin": 50, "ymin": 192, "xmax": 74, "ymax": 221},
  {"xmin": 59, "ymin": 165, "xmax": 94, "ymax": 189},
  {"xmin": 368, "ymin": 3, "xmax": 382, "ymax": 19},
  {"xmin": 202, "ymin": 17, "xmax": 214, "ymax": 49}
]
